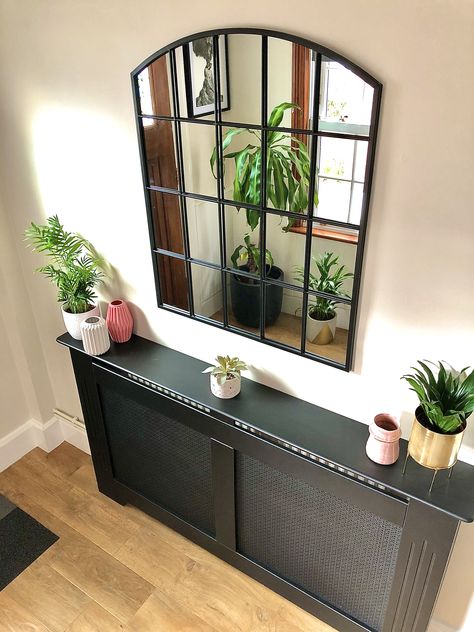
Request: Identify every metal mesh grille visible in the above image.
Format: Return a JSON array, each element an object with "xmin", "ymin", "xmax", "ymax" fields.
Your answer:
[
  {"xmin": 100, "ymin": 385, "xmax": 215, "ymax": 536},
  {"xmin": 236, "ymin": 453, "xmax": 401, "ymax": 631}
]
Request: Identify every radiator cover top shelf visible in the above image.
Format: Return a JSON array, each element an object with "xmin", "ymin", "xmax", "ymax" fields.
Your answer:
[{"xmin": 57, "ymin": 332, "xmax": 474, "ymax": 523}]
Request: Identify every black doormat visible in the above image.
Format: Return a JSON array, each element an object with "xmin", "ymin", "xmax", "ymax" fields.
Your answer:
[{"xmin": 0, "ymin": 494, "xmax": 59, "ymax": 590}]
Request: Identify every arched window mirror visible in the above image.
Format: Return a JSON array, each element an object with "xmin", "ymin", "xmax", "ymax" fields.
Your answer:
[{"xmin": 131, "ymin": 29, "xmax": 382, "ymax": 370}]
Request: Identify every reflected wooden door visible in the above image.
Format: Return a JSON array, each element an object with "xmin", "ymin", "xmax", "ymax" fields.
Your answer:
[{"xmin": 145, "ymin": 57, "xmax": 188, "ymax": 310}]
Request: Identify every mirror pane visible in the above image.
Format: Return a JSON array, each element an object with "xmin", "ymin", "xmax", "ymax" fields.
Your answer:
[
  {"xmin": 319, "ymin": 57, "xmax": 374, "ymax": 135},
  {"xmin": 268, "ymin": 38, "xmax": 313, "ymax": 130},
  {"xmin": 304, "ymin": 301, "xmax": 351, "ymax": 365},
  {"xmin": 265, "ymin": 133, "xmax": 314, "ymax": 214},
  {"xmin": 137, "ymin": 54, "xmax": 174, "ymax": 117},
  {"xmin": 226, "ymin": 271, "xmax": 261, "ymax": 334},
  {"xmin": 221, "ymin": 126, "xmax": 261, "ymax": 206},
  {"xmin": 222, "ymin": 34, "xmax": 261, "ymax": 126},
  {"xmin": 141, "ymin": 118, "xmax": 179, "ymax": 189},
  {"xmin": 181, "ymin": 121, "xmax": 218, "ymax": 198},
  {"xmin": 156, "ymin": 254, "xmax": 189, "ymax": 312},
  {"xmin": 191, "ymin": 263, "xmax": 224, "ymax": 323},
  {"xmin": 313, "ymin": 137, "xmax": 368, "ymax": 224},
  {"xmin": 264, "ymin": 285, "xmax": 303, "ymax": 351},
  {"xmin": 187, "ymin": 200, "xmax": 221, "ymax": 265},
  {"xmin": 309, "ymin": 233, "xmax": 356, "ymax": 300},
  {"xmin": 264, "ymin": 212, "xmax": 305, "ymax": 288},
  {"xmin": 225, "ymin": 205, "xmax": 261, "ymax": 276},
  {"xmin": 151, "ymin": 192, "xmax": 184, "ymax": 254},
  {"xmin": 178, "ymin": 37, "xmax": 221, "ymax": 120}
]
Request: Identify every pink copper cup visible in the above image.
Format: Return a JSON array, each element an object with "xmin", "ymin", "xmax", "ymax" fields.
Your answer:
[{"xmin": 366, "ymin": 414, "xmax": 401, "ymax": 465}]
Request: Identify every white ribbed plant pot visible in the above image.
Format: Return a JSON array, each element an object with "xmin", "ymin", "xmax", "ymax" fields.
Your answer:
[
  {"xmin": 62, "ymin": 304, "xmax": 100, "ymax": 340},
  {"xmin": 210, "ymin": 374, "xmax": 241, "ymax": 399},
  {"xmin": 80, "ymin": 316, "xmax": 110, "ymax": 356},
  {"xmin": 306, "ymin": 313, "xmax": 337, "ymax": 345}
]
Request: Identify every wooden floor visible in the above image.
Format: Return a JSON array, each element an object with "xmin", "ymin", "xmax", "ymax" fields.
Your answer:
[{"xmin": 0, "ymin": 442, "xmax": 335, "ymax": 632}]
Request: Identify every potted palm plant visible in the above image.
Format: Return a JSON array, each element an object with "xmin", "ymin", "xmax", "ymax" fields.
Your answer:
[
  {"xmin": 25, "ymin": 215, "xmax": 105, "ymax": 340},
  {"xmin": 211, "ymin": 102, "xmax": 318, "ymax": 329},
  {"xmin": 294, "ymin": 252, "xmax": 353, "ymax": 345},
  {"xmin": 401, "ymin": 361, "xmax": 474, "ymax": 479},
  {"xmin": 203, "ymin": 355, "xmax": 248, "ymax": 399}
]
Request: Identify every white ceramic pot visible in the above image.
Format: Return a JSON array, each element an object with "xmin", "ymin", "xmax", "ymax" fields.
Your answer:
[
  {"xmin": 80, "ymin": 316, "xmax": 110, "ymax": 356},
  {"xmin": 210, "ymin": 374, "xmax": 241, "ymax": 399},
  {"xmin": 62, "ymin": 304, "xmax": 100, "ymax": 340},
  {"xmin": 306, "ymin": 313, "xmax": 336, "ymax": 345}
]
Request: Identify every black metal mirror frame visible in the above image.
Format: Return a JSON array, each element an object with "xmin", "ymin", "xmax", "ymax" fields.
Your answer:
[{"xmin": 131, "ymin": 28, "xmax": 382, "ymax": 371}]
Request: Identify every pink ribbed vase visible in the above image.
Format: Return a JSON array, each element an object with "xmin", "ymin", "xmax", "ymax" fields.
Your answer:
[{"xmin": 106, "ymin": 300, "xmax": 133, "ymax": 343}]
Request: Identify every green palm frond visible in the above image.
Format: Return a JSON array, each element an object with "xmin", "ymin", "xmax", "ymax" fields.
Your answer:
[{"xmin": 25, "ymin": 215, "xmax": 104, "ymax": 313}]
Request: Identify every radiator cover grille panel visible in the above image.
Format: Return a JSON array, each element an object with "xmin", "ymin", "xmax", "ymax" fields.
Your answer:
[
  {"xmin": 100, "ymin": 385, "xmax": 215, "ymax": 536},
  {"xmin": 236, "ymin": 452, "xmax": 401, "ymax": 631}
]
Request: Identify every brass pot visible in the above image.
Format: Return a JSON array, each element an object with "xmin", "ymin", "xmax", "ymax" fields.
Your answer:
[{"xmin": 408, "ymin": 407, "xmax": 465, "ymax": 470}]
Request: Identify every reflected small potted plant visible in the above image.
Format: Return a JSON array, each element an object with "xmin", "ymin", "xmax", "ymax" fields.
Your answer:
[
  {"xmin": 25, "ymin": 215, "xmax": 105, "ymax": 340},
  {"xmin": 294, "ymin": 252, "xmax": 353, "ymax": 345},
  {"xmin": 203, "ymin": 355, "xmax": 248, "ymax": 399},
  {"xmin": 401, "ymin": 361, "xmax": 474, "ymax": 479}
]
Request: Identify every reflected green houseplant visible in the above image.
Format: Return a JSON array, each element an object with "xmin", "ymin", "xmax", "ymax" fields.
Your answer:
[
  {"xmin": 211, "ymin": 102, "xmax": 318, "ymax": 273},
  {"xmin": 294, "ymin": 252, "xmax": 353, "ymax": 344}
]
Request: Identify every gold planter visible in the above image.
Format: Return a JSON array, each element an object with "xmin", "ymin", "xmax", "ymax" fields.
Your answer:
[{"xmin": 408, "ymin": 407, "xmax": 465, "ymax": 470}]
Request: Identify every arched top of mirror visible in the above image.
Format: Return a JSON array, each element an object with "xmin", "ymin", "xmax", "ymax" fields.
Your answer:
[{"xmin": 131, "ymin": 29, "xmax": 382, "ymax": 371}]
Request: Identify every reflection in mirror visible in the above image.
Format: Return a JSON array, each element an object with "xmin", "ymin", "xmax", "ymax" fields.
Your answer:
[
  {"xmin": 268, "ymin": 38, "xmax": 313, "ymax": 130},
  {"xmin": 192, "ymin": 263, "xmax": 223, "ymax": 323},
  {"xmin": 137, "ymin": 53, "xmax": 173, "ymax": 117},
  {"xmin": 181, "ymin": 121, "xmax": 218, "ymax": 197},
  {"xmin": 264, "ymin": 286, "xmax": 303, "ymax": 351},
  {"xmin": 133, "ymin": 29, "xmax": 382, "ymax": 370},
  {"xmin": 314, "ymin": 137, "xmax": 367, "ymax": 224},
  {"xmin": 319, "ymin": 57, "xmax": 374, "ymax": 135},
  {"xmin": 141, "ymin": 117, "xmax": 179, "ymax": 189},
  {"xmin": 221, "ymin": 34, "xmax": 260, "ymax": 126},
  {"xmin": 187, "ymin": 200, "xmax": 220, "ymax": 264},
  {"xmin": 156, "ymin": 254, "xmax": 188, "ymax": 312},
  {"xmin": 264, "ymin": 212, "xmax": 304, "ymax": 287},
  {"xmin": 151, "ymin": 192, "xmax": 184, "ymax": 254}
]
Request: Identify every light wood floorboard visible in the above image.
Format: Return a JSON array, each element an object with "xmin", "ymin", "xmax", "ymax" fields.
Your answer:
[{"xmin": 0, "ymin": 442, "xmax": 336, "ymax": 632}]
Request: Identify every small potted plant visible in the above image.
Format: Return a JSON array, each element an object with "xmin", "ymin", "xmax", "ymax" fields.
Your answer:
[
  {"xmin": 25, "ymin": 215, "xmax": 104, "ymax": 340},
  {"xmin": 203, "ymin": 355, "xmax": 248, "ymax": 399},
  {"xmin": 294, "ymin": 252, "xmax": 353, "ymax": 345},
  {"xmin": 401, "ymin": 361, "xmax": 474, "ymax": 473}
]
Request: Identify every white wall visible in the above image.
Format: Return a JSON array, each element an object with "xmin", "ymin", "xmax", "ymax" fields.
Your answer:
[{"xmin": 0, "ymin": 1, "xmax": 472, "ymax": 629}]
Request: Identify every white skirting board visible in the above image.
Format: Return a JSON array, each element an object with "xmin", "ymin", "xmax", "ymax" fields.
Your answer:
[{"xmin": 0, "ymin": 415, "xmax": 90, "ymax": 472}]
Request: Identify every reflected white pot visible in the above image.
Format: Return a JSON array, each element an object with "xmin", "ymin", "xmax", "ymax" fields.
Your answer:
[
  {"xmin": 62, "ymin": 304, "xmax": 100, "ymax": 340},
  {"xmin": 306, "ymin": 314, "xmax": 336, "ymax": 345},
  {"xmin": 210, "ymin": 374, "xmax": 241, "ymax": 399}
]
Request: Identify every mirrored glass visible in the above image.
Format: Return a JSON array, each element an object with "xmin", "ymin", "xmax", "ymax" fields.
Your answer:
[
  {"xmin": 151, "ymin": 192, "xmax": 184, "ymax": 254},
  {"xmin": 179, "ymin": 37, "xmax": 221, "ymax": 120},
  {"xmin": 221, "ymin": 126, "xmax": 261, "ymax": 206},
  {"xmin": 268, "ymin": 38, "xmax": 314, "ymax": 130},
  {"xmin": 226, "ymin": 271, "xmax": 261, "ymax": 334},
  {"xmin": 191, "ymin": 263, "xmax": 224, "ymax": 323},
  {"xmin": 137, "ymin": 54, "xmax": 174, "ymax": 117},
  {"xmin": 187, "ymin": 200, "xmax": 221, "ymax": 265},
  {"xmin": 309, "ymin": 233, "xmax": 356, "ymax": 302},
  {"xmin": 264, "ymin": 212, "xmax": 305, "ymax": 288},
  {"xmin": 264, "ymin": 285, "xmax": 303, "ymax": 351},
  {"xmin": 156, "ymin": 254, "xmax": 189, "ymax": 312},
  {"xmin": 319, "ymin": 57, "xmax": 374, "ymax": 135},
  {"xmin": 304, "ymin": 299, "xmax": 351, "ymax": 366},
  {"xmin": 181, "ymin": 121, "xmax": 218, "ymax": 198},
  {"xmin": 222, "ymin": 34, "xmax": 260, "ymax": 126},
  {"xmin": 224, "ymin": 205, "xmax": 260, "ymax": 276},
  {"xmin": 141, "ymin": 117, "xmax": 179, "ymax": 189}
]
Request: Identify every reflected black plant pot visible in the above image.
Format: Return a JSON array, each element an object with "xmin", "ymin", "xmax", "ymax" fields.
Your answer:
[{"xmin": 230, "ymin": 265, "xmax": 284, "ymax": 328}]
